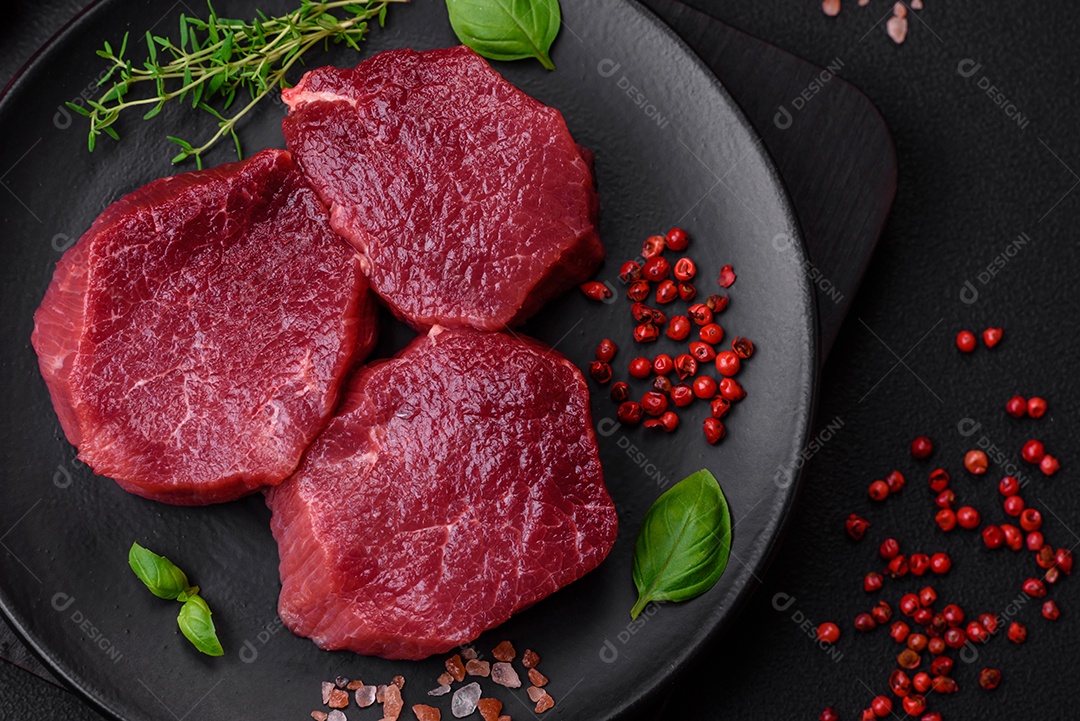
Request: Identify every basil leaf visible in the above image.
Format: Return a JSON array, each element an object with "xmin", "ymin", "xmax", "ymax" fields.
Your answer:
[
  {"xmin": 177, "ymin": 595, "xmax": 224, "ymax": 656},
  {"xmin": 446, "ymin": 0, "xmax": 561, "ymax": 71},
  {"xmin": 128, "ymin": 542, "xmax": 191, "ymax": 600},
  {"xmin": 630, "ymin": 469, "xmax": 732, "ymax": 619}
]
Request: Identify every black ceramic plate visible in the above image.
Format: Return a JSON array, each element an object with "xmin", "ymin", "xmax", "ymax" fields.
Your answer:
[{"xmin": 0, "ymin": 1, "xmax": 816, "ymax": 719}]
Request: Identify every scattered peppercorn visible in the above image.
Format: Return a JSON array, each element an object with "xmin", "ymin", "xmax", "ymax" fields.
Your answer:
[
  {"xmin": 978, "ymin": 668, "xmax": 1001, "ymax": 690},
  {"xmin": 816, "ymin": 622, "xmax": 840, "ymax": 643},
  {"xmin": 964, "ymin": 449, "xmax": 988, "ymax": 475},
  {"xmin": 580, "ymin": 281, "xmax": 612, "ymax": 301},
  {"xmin": 911, "ymin": 436, "xmax": 934, "ymax": 459},
  {"xmin": 703, "ymin": 417, "xmax": 725, "ymax": 445},
  {"xmin": 1005, "ymin": 394, "xmax": 1027, "ymax": 418},
  {"xmin": 665, "ymin": 227, "xmax": 689, "ymax": 251},
  {"xmin": 717, "ymin": 264, "xmax": 736, "ymax": 288},
  {"xmin": 845, "ymin": 513, "xmax": 870, "ymax": 541},
  {"xmin": 673, "ymin": 257, "xmax": 697, "ymax": 282}
]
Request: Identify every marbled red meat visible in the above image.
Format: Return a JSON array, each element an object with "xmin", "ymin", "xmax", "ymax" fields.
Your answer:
[
  {"xmin": 281, "ymin": 46, "xmax": 603, "ymax": 331},
  {"xmin": 31, "ymin": 149, "xmax": 376, "ymax": 505},
  {"xmin": 267, "ymin": 326, "xmax": 617, "ymax": 659}
]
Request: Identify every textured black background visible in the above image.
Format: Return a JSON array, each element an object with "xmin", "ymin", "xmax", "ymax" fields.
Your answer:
[{"xmin": 3, "ymin": 1, "xmax": 1080, "ymax": 719}]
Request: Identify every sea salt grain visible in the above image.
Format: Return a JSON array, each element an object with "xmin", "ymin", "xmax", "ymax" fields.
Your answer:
[
  {"xmin": 413, "ymin": 704, "xmax": 441, "ymax": 721},
  {"xmin": 887, "ymin": 15, "xmax": 908, "ymax": 43},
  {"xmin": 491, "ymin": 662, "xmax": 521, "ymax": 689},
  {"xmin": 466, "ymin": 659, "xmax": 491, "ymax": 677},
  {"xmin": 451, "ymin": 682, "xmax": 482, "ymax": 718},
  {"xmin": 476, "ymin": 698, "xmax": 503, "ymax": 721},
  {"xmin": 822, "ymin": 0, "xmax": 840, "ymax": 17},
  {"xmin": 328, "ymin": 712, "xmax": 347, "ymax": 721},
  {"xmin": 492, "ymin": 641, "xmax": 516, "ymax": 662},
  {"xmin": 355, "ymin": 686, "xmax": 377, "ymax": 708},
  {"xmin": 322, "ymin": 682, "xmax": 334, "ymax": 705},
  {"xmin": 445, "ymin": 654, "xmax": 467, "ymax": 682},
  {"xmin": 521, "ymin": 649, "xmax": 541, "ymax": 669},
  {"xmin": 382, "ymin": 684, "xmax": 404, "ymax": 721},
  {"xmin": 461, "ymin": 646, "xmax": 478, "ymax": 660},
  {"xmin": 528, "ymin": 668, "xmax": 548, "ymax": 687},
  {"xmin": 534, "ymin": 691, "xmax": 555, "ymax": 714},
  {"xmin": 328, "ymin": 689, "xmax": 350, "ymax": 709},
  {"xmin": 427, "ymin": 685, "xmax": 452, "ymax": 697}
]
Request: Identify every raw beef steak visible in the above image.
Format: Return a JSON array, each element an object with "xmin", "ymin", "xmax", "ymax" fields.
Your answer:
[
  {"xmin": 282, "ymin": 46, "xmax": 604, "ymax": 331},
  {"xmin": 32, "ymin": 149, "xmax": 376, "ymax": 505},
  {"xmin": 267, "ymin": 326, "xmax": 617, "ymax": 659}
]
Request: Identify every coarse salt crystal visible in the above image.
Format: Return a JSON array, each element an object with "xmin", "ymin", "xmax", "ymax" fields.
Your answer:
[
  {"xmin": 445, "ymin": 654, "xmax": 466, "ymax": 682},
  {"xmin": 322, "ymin": 682, "xmax": 334, "ymax": 705},
  {"xmin": 893, "ymin": 2, "xmax": 907, "ymax": 18},
  {"xmin": 535, "ymin": 691, "xmax": 555, "ymax": 714},
  {"xmin": 912, "ymin": 0, "xmax": 923, "ymax": 7},
  {"xmin": 466, "ymin": 659, "xmax": 491, "ymax": 677},
  {"xmin": 355, "ymin": 686, "xmax": 377, "ymax": 708},
  {"xmin": 328, "ymin": 689, "xmax": 349, "ymax": 709},
  {"xmin": 328, "ymin": 712, "xmax": 347, "ymax": 721},
  {"xmin": 490, "ymin": 662, "xmax": 521, "ymax": 689},
  {"xmin": 428, "ymin": 684, "xmax": 452, "ymax": 697},
  {"xmin": 492, "ymin": 641, "xmax": 516, "ymax": 662},
  {"xmin": 382, "ymin": 684, "xmax": 403, "ymax": 721},
  {"xmin": 887, "ymin": 16, "xmax": 908, "ymax": 43},
  {"xmin": 521, "ymin": 649, "xmax": 541, "ymax": 669},
  {"xmin": 413, "ymin": 705, "xmax": 441, "ymax": 721},
  {"xmin": 477, "ymin": 698, "xmax": 503, "ymax": 721},
  {"xmin": 528, "ymin": 668, "xmax": 548, "ymax": 687},
  {"xmin": 527, "ymin": 687, "xmax": 545, "ymax": 703},
  {"xmin": 822, "ymin": 0, "xmax": 840, "ymax": 17},
  {"xmin": 451, "ymin": 682, "xmax": 482, "ymax": 718},
  {"xmin": 437, "ymin": 672, "xmax": 454, "ymax": 687},
  {"xmin": 311, "ymin": 712, "xmax": 329, "ymax": 721},
  {"xmin": 461, "ymin": 646, "xmax": 478, "ymax": 661}
]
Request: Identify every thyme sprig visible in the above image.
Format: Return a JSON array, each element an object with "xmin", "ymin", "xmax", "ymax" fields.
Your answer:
[{"xmin": 69, "ymin": 0, "xmax": 406, "ymax": 168}]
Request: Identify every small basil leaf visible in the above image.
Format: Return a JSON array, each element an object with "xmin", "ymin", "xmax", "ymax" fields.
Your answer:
[
  {"xmin": 128, "ymin": 542, "xmax": 191, "ymax": 600},
  {"xmin": 446, "ymin": 0, "xmax": 561, "ymax": 71},
  {"xmin": 630, "ymin": 469, "xmax": 732, "ymax": 619},
  {"xmin": 177, "ymin": 595, "xmax": 224, "ymax": 656}
]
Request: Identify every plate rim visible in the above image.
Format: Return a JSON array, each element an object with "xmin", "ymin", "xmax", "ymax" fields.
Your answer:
[{"xmin": 0, "ymin": 1, "xmax": 820, "ymax": 718}]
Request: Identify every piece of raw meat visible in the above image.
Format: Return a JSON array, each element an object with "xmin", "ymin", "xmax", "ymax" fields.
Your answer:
[
  {"xmin": 282, "ymin": 46, "xmax": 603, "ymax": 331},
  {"xmin": 31, "ymin": 149, "xmax": 376, "ymax": 505},
  {"xmin": 267, "ymin": 326, "xmax": 617, "ymax": 659}
]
